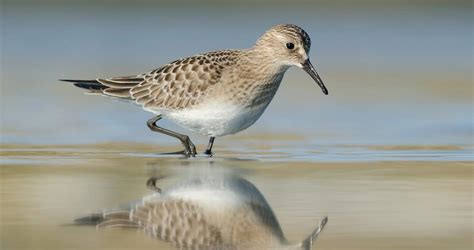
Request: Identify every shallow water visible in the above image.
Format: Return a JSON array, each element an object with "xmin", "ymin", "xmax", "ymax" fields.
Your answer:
[{"xmin": 1, "ymin": 143, "xmax": 472, "ymax": 249}]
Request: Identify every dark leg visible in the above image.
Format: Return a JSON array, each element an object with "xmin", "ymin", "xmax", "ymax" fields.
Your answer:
[
  {"xmin": 147, "ymin": 115, "xmax": 197, "ymax": 157},
  {"xmin": 146, "ymin": 177, "xmax": 162, "ymax": 193},
  {"xmin": 204, "ymin": 137, "xmax": 216, "ymax": 156}
]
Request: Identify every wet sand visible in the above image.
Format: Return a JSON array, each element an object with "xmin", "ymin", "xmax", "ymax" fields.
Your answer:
[{"xmin": 1, "ymin": 143, "xmax": 472, "ymax": 250}]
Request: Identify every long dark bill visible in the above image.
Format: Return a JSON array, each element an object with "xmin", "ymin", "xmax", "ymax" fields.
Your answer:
[{"xmin": 302, "ymin": 60, "xmax": 328, "ymax": 95}]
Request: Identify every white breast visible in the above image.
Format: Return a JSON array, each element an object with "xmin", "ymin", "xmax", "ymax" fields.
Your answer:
[{"xmin": 164, "ymin": 100, "xmax": 270, "ymax": 137}]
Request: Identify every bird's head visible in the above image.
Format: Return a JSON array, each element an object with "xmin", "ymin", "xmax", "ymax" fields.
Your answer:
[{"xmin": 254, "ymin": 24, "xmax": 328, "ymax": 95}]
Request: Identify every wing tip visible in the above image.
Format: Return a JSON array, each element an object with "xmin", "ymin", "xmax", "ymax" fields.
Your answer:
[
  {"xmin": 73, "ymin": 213, "xmax": 105, "ymax": 226},
  {"xmin": 59, "ymin": 79, "xmax": 98, "ymax": 83}
]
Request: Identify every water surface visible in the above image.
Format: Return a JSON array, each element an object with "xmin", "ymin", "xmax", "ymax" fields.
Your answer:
[{"xmin": 1, "ymin": 143, "xmax": 472, "ymax": 249}]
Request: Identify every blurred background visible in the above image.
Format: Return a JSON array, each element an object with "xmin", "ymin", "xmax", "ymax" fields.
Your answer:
[{"xmin": 1, "ymin": 0, "xmax": 472, "ymax": 146}]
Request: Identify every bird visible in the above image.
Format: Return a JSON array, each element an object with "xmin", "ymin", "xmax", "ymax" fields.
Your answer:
[
  {"xmin": 61, "ymin": 24, "xmax": 328, "ymax": 157},
  {"xmin": 74, "ymin": 174, "xmax": 329, "ymax": 250}
]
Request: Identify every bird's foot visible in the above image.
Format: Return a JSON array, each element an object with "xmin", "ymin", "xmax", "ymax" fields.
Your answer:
[
  {"xmin": 180, "ymin": 136, "xmax": 197, "ymax": 158},
  {"xmin": 204, "ymin": 149, "xmax": 213, "ymax": 157}
]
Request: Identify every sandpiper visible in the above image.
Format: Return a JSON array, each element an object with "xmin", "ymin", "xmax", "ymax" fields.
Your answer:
[
  {"xmin": 61, "ymin": 24, "xmax": 328, "ymax": 157},
  {"xmin": 75, "ymin": 175, "xmax": 328, "ymax": 249}
]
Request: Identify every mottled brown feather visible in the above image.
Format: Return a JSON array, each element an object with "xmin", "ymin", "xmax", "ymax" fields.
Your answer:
[
  {"xmin": 125, "ymin": 50, "xmax": 242, "ymax": 111},
  {"xmin": 103, "ymin": 88, "xmax": 133, "ymax": 98},
  {"xmin": 97, "ymin": 78, "xmax": 142, "ymax": 88},
  {"xmin": 93, "ymin": 51, "xmax": 241, "ymax": 111}
]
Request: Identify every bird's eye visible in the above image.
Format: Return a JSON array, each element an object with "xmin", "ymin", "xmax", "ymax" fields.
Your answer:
[{"xmin": 286, "ymin": 42, "xmax": 295, "ymax": 50}]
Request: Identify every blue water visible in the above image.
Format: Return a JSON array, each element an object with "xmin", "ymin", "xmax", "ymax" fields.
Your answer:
[{"xmin": 1, "ymin": 2, "xmax": 472, "ymax": 149}]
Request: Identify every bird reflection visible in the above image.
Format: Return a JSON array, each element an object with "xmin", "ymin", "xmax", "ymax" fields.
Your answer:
[{"xmin": 75, "ymin": 174, "xmax": 328, "ymax": 249}]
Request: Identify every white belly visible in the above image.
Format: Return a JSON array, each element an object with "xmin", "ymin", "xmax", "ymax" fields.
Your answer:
[{"xmin": 164, "ymin": 101, "xmax": 269, "ymax": 137}]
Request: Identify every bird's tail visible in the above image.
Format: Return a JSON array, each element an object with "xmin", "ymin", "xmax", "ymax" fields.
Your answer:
[{"xmin": 60, "ymin": 75, "xmax": 145, "ymax": 99}]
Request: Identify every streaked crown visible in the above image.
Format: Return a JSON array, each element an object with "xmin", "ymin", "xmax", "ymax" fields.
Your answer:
[
  {"xmin": 270, "ymin": 24, "xmax": 311, "ymax": 52},
  {"xmin": 256, "ymin": 24, "xmax": 312, "ymax": 53}
]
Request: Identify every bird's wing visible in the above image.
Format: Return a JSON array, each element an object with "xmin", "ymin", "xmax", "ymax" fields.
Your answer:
[
  {"xmin": 97, "ymin": 74, "xmax": 148, "ymax": 98},
  {"xmin": 130, "ymin": 198, "xmax": 226, "ymax": 249},
  {"xmin": 128, "ymin": 50, "xmax": 240, "ymax": 111}
]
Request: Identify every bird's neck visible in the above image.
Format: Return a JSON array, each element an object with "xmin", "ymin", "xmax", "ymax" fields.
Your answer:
[
  {"xmin": 221, "ymin": 48, "xmax": 288, "ymax": 108},
  {"xmin": 239, "ymin": 48, "xmax": 290, "ymax": 82}
]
